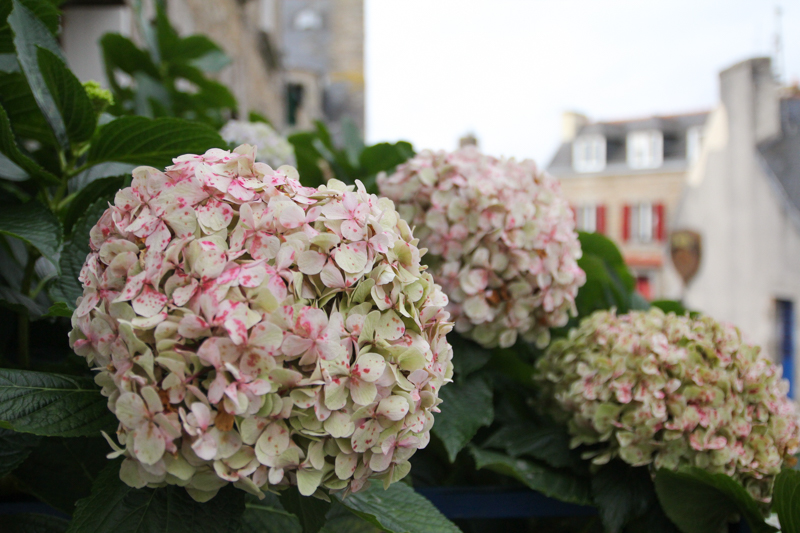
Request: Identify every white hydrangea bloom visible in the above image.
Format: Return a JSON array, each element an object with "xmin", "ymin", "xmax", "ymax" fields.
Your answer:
[
  {"xmin": 378, "ymin": 147, "xmax": 585, "ymax": 349},
  {"xmin": 69, "ymin": 144, "xmax": 453, "ymax": 502},
  {"xmin": 220, "ymin": 120, "xmax": 296, "ymax": 168}
]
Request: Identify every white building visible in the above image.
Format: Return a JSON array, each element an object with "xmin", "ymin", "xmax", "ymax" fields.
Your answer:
[{"xmin": 674, "ymin": 57, "xmax": 800, "ymax": 393}]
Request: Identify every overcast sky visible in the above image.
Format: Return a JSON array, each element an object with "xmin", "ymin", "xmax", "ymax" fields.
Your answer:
[{"xmin": 364, "ymin": 0, "xmax": 800, "ymax": 167}]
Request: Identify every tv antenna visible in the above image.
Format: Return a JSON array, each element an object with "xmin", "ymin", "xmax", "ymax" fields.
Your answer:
[{"xmin": 774, "ymin": 6, "xmax": 785, "ymax": 83}]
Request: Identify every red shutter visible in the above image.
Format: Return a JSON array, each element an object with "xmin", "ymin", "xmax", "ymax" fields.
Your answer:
[
  {"xmin": 596, "ymin": 205, "xmax": 606, "ymax": 234},
  {"xmin": 654, "ymin": 203, "xmax": 665, "ymax": 241},
  {"xmin": 622, "ymin": 204, "xmax": 630, "ymax": 241}
]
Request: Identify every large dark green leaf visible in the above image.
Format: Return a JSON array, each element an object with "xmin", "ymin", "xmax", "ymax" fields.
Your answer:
[
  {"xmin": 0, "ymin": 104, "xmax": 58, "ymax": 184},
  {"xmin": 774, "ymin": 468, "xmax": 800, "ymax": 533},
  {"xmin": 62, "ymin": 175, "xmax": 124, "ymax": 235},
  {"xmin": 0, "ymin": 0, "xmax": 60, "ymax": 55},
  {"xmin": 14, "ymin": 435, "xmax": 110, "ymax": 514},
  {"xmin": 241, "ymin": 493, "xmax": 302, "ymax": 533},
  {"xmin": 449, "ymin": 333, "xmax": 492, "ymax": 377},
  {"xmin": 68, "ymin": 461, "xmax": 245, "ymax": 533},
  {"xmin": 9, "ymin": 0, "xmax": 68, "ymax": 150},
  {"xmin": 51, "ymin": 196, "xmax": 108, "ymax": 308},
  {"xmin": 336, "ymin": 482, "xmax": 461, "ymax": 533},
  {"xmin": 86, "ymin": 116, "xmax": 224, "ymax": 168},
  {"xmin": 289, "ymin": 131, "xmax": 327, "ymax": 188},
  {"xmin": 0, "ymin": 71, "xmax": 55, "ymax": 145},
  {"xmin": 654, "ymin": 467, "xmax": 775, "ymax": 533},
  {"xmin": 359, "ymin": 141, "xmax": 414, "ymax": 176},
  {"xmin": 482, "ymin": 422, "xmax": 579, "ymax": 470},
  {"xmin": 0, "ymin": 427, "xmax": 40, "ymax": 477},
  {"xmin": 0, "ymin": 199, "xmax": 62, "ymax": 267},
  {"xmin": 470, "ymin": 447, "xmax": 592, "ymax": 506},
  {"xmin": 591, "ymin": 461, "xmax": 654, "ymax": 533},
  {"xmin": 0, "ymin": 285, "xmax": 47, "ymax": 318},
  {"xmin": 575, "ymin": 231, "xmax": 637, "ymax": 317},
  {"xmin": 278, "ymin": 486, "xmax": 331, "ymax": 533},
  {"xmin": 99, "ymin": 33, "xmax": 159, "ymax": 79},
  {"xmin": 432, "ymin": 374, "xmax": 493, "ymax": 462},
  {"xmin": 37, "ymin": 47, "xmax": 96, "ymax": 145},
  {"xmin": 0, "ymin": 368, "xmax": 116, "ymax": 437},
  {"xmin": 3, "ymin": 513, "xmax": 70, "ymax": 533}
]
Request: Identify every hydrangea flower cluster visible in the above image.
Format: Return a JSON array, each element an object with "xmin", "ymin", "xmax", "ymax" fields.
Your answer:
[
  {"xmin": 220, "ymin": 120, "xmax": 296, "ymax": 168},
  {"xmin": 377, "ymin": 147, "xmax": 584, "ymax": 348},
  {"xmin": 536, "ymin": 308, "xmax": 800, "ymax": 502},
  {"xmin": 68, "ymin": 144, "xmax": 453, "ymax": 502}
]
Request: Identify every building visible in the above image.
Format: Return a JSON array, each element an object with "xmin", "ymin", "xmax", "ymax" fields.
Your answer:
[
  {"xmin": 60, "ymin": 0, "xmax": 365, "ymax": 135},
  {"xmin": 674, "ymin": 57, "xmax": 800, "ymax": 390},
  {"xmin": 547, "ymin": 110, "xmax": 708, "ymax": 300}
]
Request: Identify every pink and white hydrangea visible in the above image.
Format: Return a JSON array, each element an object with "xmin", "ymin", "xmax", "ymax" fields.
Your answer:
[
  {"xmin": 69, "ymin": 144, "xmax": 453, "ymax": 502},
  {"xmin": 536, "ymin": 308, "xmax": 800, "ymax": 503},
  {"xmin": 378, "ymin": 147, "xmax": 585, "ymax": 348}
]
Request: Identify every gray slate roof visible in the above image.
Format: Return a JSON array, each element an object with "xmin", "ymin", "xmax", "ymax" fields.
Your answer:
[
  {"xmin": 758, "ymin": 97, "xmax": 800, "ymax": 213},
  {"xmin": 547, "ymin": 112, "xmax": 709, "ymax": 178}
]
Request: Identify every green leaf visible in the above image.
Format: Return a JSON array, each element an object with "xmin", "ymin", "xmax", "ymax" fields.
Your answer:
[
  {"xmin": 43, "ymin": 300, "xmax": 71, "ymax": 317},
  {"xmin": 359, "ymin": 141, "xmax": 414, "ymax": 177},
  {"xmin": 14, "ymin": 435, "xmax": 110, "ymax": 514},
  {"xmin": 0, "ymin": 200, "xmax": 62, "ymax": 268},
  {"xmin": 321, "ymin": 502, "xmax": 381, "ymax": 533},
  {"xmin": 3, "ymin": 513, "xmax": 70, "ymax": 533},
  {"xmin": 0, "ymin": 427, "xmax": 40, "ymax": 477},
  {"xmin": 470, "ymin": 447, "xmax": 592, "ymax": 506},
  {"xmin": 0, "ymin": 368, "xmax": 116, "ymax": 437},
  {"xmin": 0, "ymin": 284, "xmax": 47, "ymax": 318},
  {"xmin": 69, "ymin": 162, "xmax": 136, "ymax": 191},
  {"xmin": 9, "ymin": 0, "xmax": 68, "ymax": 150},
  {"xmin": 68, "ymin": 461, "xmax": 246, "ymax": 533},
  {"xmin": 654, "ymin": 467, "xmax": 776, "ymax": 533},
  {"xmin": 0, "ymin": 0, "xmax": 60, "ymax": 55},
  {"xmin": 170, "ymin": 34, "xmax": 228, "ymax": 65},
  {"xmin": 449, "ymin": 333, "xmax": 491, "ymax": 377},
  {"xmin": 591, "ymin": 461, "xmax": 654, "ymax": 533},
  {"xmin": 626, "ymin": 503, "xmax": 681, "ymax": 533},
  {"xmin": 51, "ymin": 196, "xmax": 108, "ymax": 308},
  {"xmin": 99, "ymin": 33, "xmax": 160, "ymax": 79},
  {"xmin": 575, "ymin": 231, "xmax": 637, "ymax": 318},
  {"xmin": 241, "ymin": 493, "xmax": 302, "ymax": 533},
  {"xmin": 278, "ymin": 486, "xmax": 331, "ymax": 533},
  {"xmin": 86, "ymin": 116, "xmax": 225, "ymax": 168},
  {"xmin": 482, "ymin": 422, "xmax": 579, "ymax": 470},
  {"xmin": 0, "ymin": 104, "xmax": 58, "ymax": 184},
  {"xmin": 341, "ymin": 118, "xmax": 364, "ymax": 168},
  {"xmin": 37, "ymin": 47, "xmax": 96, "ymax": 146},
  {"xmin": 289, "ymin": 131, "xmax": 326, "ymax": 188},
  {"xmin": 62, "ymin": 175, "xmax": 123, "ymax": 236},
  {"xmin": 432, "ymin": 374, "xmax": 493, "ymax": 462},
  {"xmin": 336, "ymin": 482, "xmax": 461, "ymax": 533},
  {"xmin": 774, "ymin": 468, "xmax": 800, "ymax": 533},
  {"xmin": 0, "ymin": 71, "xmax": 56, "ymax": 145}
]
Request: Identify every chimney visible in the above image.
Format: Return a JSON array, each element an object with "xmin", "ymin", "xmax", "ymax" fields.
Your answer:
[
  {"xmin": 562, "ymin": 111, "xmax": 588, "ymax": 142},
  {"xmin": 719, "ymin": 57, "xmax": 780, "ymax": 144}
]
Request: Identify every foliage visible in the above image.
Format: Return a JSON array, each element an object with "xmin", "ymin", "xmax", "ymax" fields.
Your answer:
[
  {"xmin": 288, "ymin": 120, "xmax": 414, "ymax": 192},
  {"xmin": 100, "ymin": 0, "xmax": 236, "ymax": 128}
]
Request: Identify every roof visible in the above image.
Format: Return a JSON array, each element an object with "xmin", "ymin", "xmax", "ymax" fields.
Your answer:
[
  {"xmin": 758, "ymin": 98, "xmax": 800, "ymax": 213},
  {"xmin": 547, "ymin": 111, "xmax": 710, "ymax": 178}
]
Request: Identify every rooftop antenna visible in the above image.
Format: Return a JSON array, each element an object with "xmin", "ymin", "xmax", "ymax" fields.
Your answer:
[{"xmin": 774, "ymin": 5, "xmax": 785, "ymax": 83}]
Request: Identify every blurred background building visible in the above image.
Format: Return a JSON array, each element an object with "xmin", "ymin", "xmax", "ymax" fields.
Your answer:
[
  {"xmin": 547, "ymin": 111, "xmax": 708, "ymax": 300},
  {"xmin": 59, "ymin": 0, "xmax": 364, "ymax": 136}
]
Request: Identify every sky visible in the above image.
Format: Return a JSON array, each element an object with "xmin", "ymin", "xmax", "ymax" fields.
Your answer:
[{"xmin": 364, "ymin": 0, "xmax": 800, "ymax": 168}]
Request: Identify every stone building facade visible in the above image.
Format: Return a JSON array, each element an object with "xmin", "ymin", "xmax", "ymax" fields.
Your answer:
[{"xmin": 60, "ymin": 0, "xmax": 365, "ymax": 135}]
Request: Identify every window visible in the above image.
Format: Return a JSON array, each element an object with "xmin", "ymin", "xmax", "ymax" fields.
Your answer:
[
  {"xmin": 776, "ymin": 299, "xmax": 795, "ymax": 398},
  {"xmin": 636, "ymin": 274, "xmax": 653, "ymax": 300},
  {"xmin": 627, "ymin": 130, "xmax": 663, "ymax": 169},
  {"xmin": 686, "ymin": 126, "xmax": 703, "ymax": 163},
  {"xmin": 622, "ymin": 202, "xmax": 665, "ymax": 243},
  {"xmin": 572, "ymin": 134, "xmax": 606, "ymax": 173},
  {"xmin": 286, "ymin": 83, "xmax": 305, "ymax": 126},
  {"xmin": 574, "ymin": 204, "xmax": 606, "ymax": 234}
]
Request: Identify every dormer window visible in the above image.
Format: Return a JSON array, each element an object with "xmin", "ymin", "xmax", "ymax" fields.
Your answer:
[
  {"xmin": 572, "ymin": 134, "xmax": 606, "ymax": 173},
  {"xmin": 686, "ymin": 126, "xmax": 703, "ymax": 162},
  {"xmin": 627, "ymin": 130, "xmax": 663, "ymax": 169}
]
